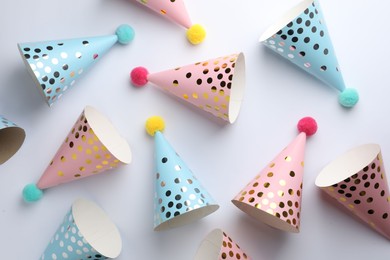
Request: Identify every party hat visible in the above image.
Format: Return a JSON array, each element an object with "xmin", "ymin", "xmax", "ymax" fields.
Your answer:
[
  {"xmin": 22, "ymin": 106, "xmax": 132, "ymax": 202},
  {"xmin": 145, "ymin": 116, "xmax": 219, "ymax": 231},
  {"xmin": 315, "ymin": 144, "xmax": 390, "ymax": 239},
  {"xmin": 131, "ymin": 53, "xmax": 246, "ymax": 124},
  {"xmin": 232, "ymin": 117, "xmax": 318, "ymax": 232},
  {"xmin": 259, "ymin": 0, "xmax": 359, "ymax": 108},
  {"xmin": 194, "ymin": 228, "xmax": 251, "ymax": 260},
  {"xmin": 0, "ymin": 115, "xmax": 26, "ymax": 164},
  {"xmin": 40, "ymin": 198, "xmax": 122, "ymax": 259},
  {"xmin": 18, "ymin": 24, "xmax": 135, "ymax": 106},
  {"xmin": 133, "ymin": 0, "xmax": 205, "ymax": 44}
]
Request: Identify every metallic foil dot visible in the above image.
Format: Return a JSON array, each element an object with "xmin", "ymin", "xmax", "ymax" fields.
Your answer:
[
  {"xmin": 285, "ymin": 156, "xmax": 292, "ymax": 162},
  {"xmin": 264, "ymin": 182, "xmax": 270, "ymax": 188},
  {"xmin": 253, "ymin": 182, "xmax": 259, "ymax": 187},
  {"xmin": 75, "ymin": 52, "xmax": 82, "ymax": 59},
  {"xmin": 82, "ymin": 41, "xmax": 89, "ymax": 46},
  {"xmin": 174, "ymin": 165, "xmax": 181, "ymax": 171},
  {"xmin": 279, "ymin": 202, "xmax": 285, "ymax": 208},
  {"xmin": 290, "ymin": 171, "xmax": 295, "ymax": 177},
  {"xmin": 184, "ymin": 200, "xmax": 191, "ymax": 206},
  {"xmin": 61, "ymin": 52, "xmax": 68, "ymax": 59},
  {"xmin": 187, "ymin": 179, "xmax": 193, "ymax": 184},
  {"xmin": 160, "ymin": 181, "xmax": 166, "ymax": 187},
  {"xmin": 267, "ymin": 172, "xmax": 273, "ymax": 177},
  {"xmin": 255, "ymin": 203, "xmax": 261, "ymax": 209},
  {"xmin": 189, "ymin": 194, "xmax": 196, "ymax": 200},
  {"xmin": 161, "ymin": 157, "xmax": 168, "ymax": 163},
  {"xmin": 181, "ymin": 186, "xmax": 187, "ymax": 192},
  {"xmin": 257, "ymin": 192, "xmax": 263, "ymax": 197}
]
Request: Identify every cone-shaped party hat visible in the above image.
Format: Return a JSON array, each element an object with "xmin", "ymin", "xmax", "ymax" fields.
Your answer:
[
  {"xmin": 18, "ymin": 24, "xmax": 135, "ymax": 106},
  {"xmin": 145, "ymin": 116, "xmax": 219, "ymax": 231},
  {"xmin": 22, "ymin": 106, "xmax": 132, "ymax": 202},
  {"xmin": 315, "ymin": 144, "xmax": 390, "ymax": 240},
  {"xmin": 259, "ymin": 0, "xmax": 359, "ymax": 108},
  {"xmin": 131, "ymin": 53, "xmax": 246, "ymax": 124},
  {"xmin": 40, "ymin": 198, "xmax": 122, "ymax": 259},
  {"xmin": 0, "ymin": 115, "xmax": 26, "ymax": 164},
  {"xmin": 133, "ymin": 0, "xmax": 205, "ymax": 44},
  {"xmin": 194, "ymin": 228, "xmax": 252, "ymax": 260},
  {"xmin": 232, "ymin": 117, "xmax": 318, "ymax": 232}
]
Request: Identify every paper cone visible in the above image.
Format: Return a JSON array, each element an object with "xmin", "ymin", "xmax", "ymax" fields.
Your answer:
[
  {"xmin": 153, "ymin": 131, "xmax": 219, "ymax": 231},
  {"xmin": 194, "ymin": 229, "xmax": 251, "ymax": 260},
  {"xmin": 315, "ymin": 144, "xmax": 390, "ymax": 239},
  {"xmin": 18, "ymin": 25, "xmax": 134, "ymax": 106},
  {"xmin": 136, "ymin": 53, "xmax": 246, "ymax": 123},
  {"xmin": 259, "ymin": 0, "xmax": 358, "ymax": 107},
  {"xmin": 0, "ymin": 115, "xmax": 26, "ymax": 164},
  {"xmin": 232, "ymin": 132, "xmax": 307, "ymax": 233},
  {"xmin": 40, "ymin": 198, "xmax": 122, "ymax": 259}
]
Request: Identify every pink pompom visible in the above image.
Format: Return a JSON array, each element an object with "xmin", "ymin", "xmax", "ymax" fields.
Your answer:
[
  {"xmin": 130, "ymin": 67, "xmax": 149, "ymax": 87},
  {"xmin": 297, "ymin": 117, "xmax": 317, "ymax": 136}
]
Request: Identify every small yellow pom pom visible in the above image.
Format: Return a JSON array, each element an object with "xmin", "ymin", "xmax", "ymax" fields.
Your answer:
[
  {"xmin": 186, "ymin": 24, "xmax": 206, "ymax": 45},
  {"xmin": 145, "ymin": 116, "xmax": 165, "ymax": 136}
]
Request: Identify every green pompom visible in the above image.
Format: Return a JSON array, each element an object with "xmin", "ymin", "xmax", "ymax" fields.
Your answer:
[
  {"xmin": 115, "ymin": 24, "xmax": 135, "ymax": 45},
  {"xmin": 23, "ymin": 184, "xmax": 43, "ymax": 202},
  {"xmin": 339, "ymin": 88, "xmax": 359, "ymax": 108}
]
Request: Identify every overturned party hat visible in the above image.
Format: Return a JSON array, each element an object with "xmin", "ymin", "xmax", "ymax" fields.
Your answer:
[
  {"xmin": 133, "ymin": 0, "xmax": 205, "ymax": 44},
  {"xmin": 18, "ymin": 24, "xmax": 135, "ymax": 106},
  {"xmin": 40, "ymin": 198, "xmax": 122, "ymax": 259},
  {"xmin": 22, "ymin": 106, "xmax": 132, "ymax": 202},
  {"xmin": 259, "ymin": 0, "xmax": 359, "ymax": 108},
  {"xmin": 145, "ymin": 116, "xmax": 219, "ymax": 231},
  {"xmin": 232, "ymin": 117, "xmax": 318, "ymax": 232},
  {"xmin": 131, "ymin": 53, "xmax": 246, "ymax": 124},
  {"xmin": 315, "ymin": 144, "xmax": 390, "ymax": 239},
  {"xmin": 0, "ymin": 115, "xmax": 26, "ymax": 164},
  {"xmin": 194, "ymin": 228, "xmax": 251, "ymax": 260}
]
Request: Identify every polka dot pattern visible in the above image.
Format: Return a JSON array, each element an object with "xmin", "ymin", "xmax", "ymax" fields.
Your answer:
[
  {"xmin": 262, "ymin": 0, "xmax": 346, "ymax": 92},
  {"xmin": 154, "ymin": 131, "xmax": 218, "ymax": 230},
  {"xmin": 19, "ymin": 35, "xmax": 118, "ymax": 106},
  {"xmin": 219, "ymin": 231, "xmax": 250, "ymax": 260},
  {"xmin": 322, "ymin": 152, "xmax": 390, "ymax": 238},
  {"xmin": 40, "ymin": 208, "xmax": 107, "ymax": 260},
  {"xmin": 36, "ymin": 110, "xmax": 123, "ymax": 190},
  {"xmin": 148, "ymin": 54, "xmax": 240, "ymax": 122},
  {"xmin": 232, "ymin": 133, "xmax": 307, "ymax": 232}
]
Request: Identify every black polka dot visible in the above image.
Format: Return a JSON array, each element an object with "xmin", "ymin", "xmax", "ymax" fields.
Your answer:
[
  {"xmin": 296, "ymin": 18, "xmax": 302, "ymax": 24},
  {"xmin": 374, "ymin": 183, "xmax": 380, "ymax": 189},
  {"xmin": 320, "ymin": 31, "xmax": 325, "ymax": 37},
  {"xmin": 304, "ymin": 8, "xmax": 309, "ymax": 14},
  {"xmin": 165, "ymin": 190, "xmax": 171, "ymax": 197},
  {"xmin": 320, "ymin": 65, "xmax": 327, "ymax": 71},
  {"xmin": 297, "ymin": 28, "xmax": 304, "ymax": 34},
  {"xmin": 313, "ymin": 44, "xmax": 319, "ymax": 50},
  {"xmin": 309, "ymin": 12, "xmax": 314, "ymax": 18},
  {"xmin": 220, "ymin": 81, "xmax": 226, "ymax": 87},
  {"xmin": 368, "ymin": 209, "xmax": 375, "ymax": 215},
  {"xmin": 281, "ymin": 34, "xmax": 287, "ymax": 40},
  {"xmin": 175, "ymin": 194, "xmax": 181, "ymax": 200},
  {"xmin": 383, "ymin": 213, "xmax": 388, "ymax": 219},
  {"xmin": 41, "ymin": 84, "xmax": 46, "ymax": 90},
  {"xmin": 162, "ymin": 157, "xmax": 168, "ymax": 163},
  {"xmin": 287, "ymin": 22, "xmax": 293, "ymax": 27},
  {"xmin": 288, "ymin": 29, "xmax": 294, "ymax": 35},
  {"xmin": 62, "ymin": 64, "xmax": 69, "ymax": 70},
  {"xmin": 345, "ymin": 193, "xmax": 352, "ymax": 198},
  {"xmin": 196, "ymin": 79, "xmax": 202, "ymax": 85},
  {"xmin": 166, "ymin": 212, "xmax": 171, "ymax": 218},
  {"xmin": 23, "ymin": 47, "xmax": 30, "ymax": 52},
  {"xmin": 168, "ymin": 201, "xmax": 174, "ymax": 208},
  {"xmin": 225, "ymin": 68, "xmax": 231, "ymax": 74},
  {"xmin": 33, "ymin": 55, "xmax": 39, "ymax": 60},
  {"xmin": 176, "ymin": 203, "xmax": 182, "ymax": 209},
  {"xmin": 292, "ymin": 37, "xmax": 298, "ymax": 43},
  {"xmin": 49, "ymin": 78, "xmax": 55, "ymax": 85},
  {"xmin": 42, "ymin": 76, "xmax": 48, "ymax": 82},
  {"xmin": 324, "ymin": 48, "xmax": 329, "ymax": 55},
  {"xmin": 46, "ymin": 46, "xmax": 53, "ymax": 51},
  {"xmin": 186, "ymin": 72, "xmax": 192, "ymax": 78},
  {"xmin": 305, "ymin": 20, "xmax": 311, "ymax": 27},
  {"xmin": 299, "ymin": 51, "xmax": 306, "ymax": 57},
  {"xmin": 349, "ymin": 186, "xmax": 356, "ymax": 191},
  {"xmin": 34, "ymin": 48, "xmax": 41, "ymax": 53},
  {"xmin": 217, "ymin": 74, "xmax": 223, "ymax": 80},
  {"xmin": 54, "ymin": 71, "xmax": 60, "ymax": 78},
  {"xmin": 354, "ymin": 199, "xmax": 361, "ymax": 204},
  {"xmin": 362, "ymin": 174, "xmax": 368, "ymax": 180},
  {"xmin": 24, "ymin": 54, "xmax": 30, "ymax": 59},
  {"xmin": 304, "ymin": 37, "xmax": 310, "ymax": 43},
  {"xmin": 311, "ymin": 26, "xmax": 317, "ymax": 33},
  {"xmin": 277, "ymin": 30, "xmax": 283, "ymax": 35}
]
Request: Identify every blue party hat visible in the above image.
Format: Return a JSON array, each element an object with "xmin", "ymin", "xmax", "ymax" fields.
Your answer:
[{"xmin": 0, "ymin": 115, "xmax": 25, "ymax": 164}]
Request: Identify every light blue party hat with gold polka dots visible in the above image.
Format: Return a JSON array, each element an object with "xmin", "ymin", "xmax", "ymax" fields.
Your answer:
[
  {"xmin": 145, "ymin": 116, "xmax": 219, "ymax": 231},
  {"xmin": 260, "ymin": 0, "xmax": 359, "ymax": 108},
  {"xmin": 18, "ymin": 25, "xmax": 135, "ymax": 106}
]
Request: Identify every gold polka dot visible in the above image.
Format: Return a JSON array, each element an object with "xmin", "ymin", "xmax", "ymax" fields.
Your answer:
[
  {"xmin": 60, "ymin": 156, "xmax": 66, "ymax": 162},
  {"xmin": 219, "ymin": 89, "xmax": 225, "ymax": 96},
  {"xmin": 71, "ymin": 153, "xmax": 77, "ymax": 160},
  {"xmin": 183, "ymin": 94, "xmax": 189, "ymax": 99},
  {"xmin": 85, "ymin": 159, "xmax": 92, "ymax": 164},
  {"xmin": 77, "ymin": 145, "xmax": 83, "ymax": 152},
  {"xmin": 339, "ymin": 197, "xmax": 347, "ymax": 202},
  {"xmin": 288, "ymin": 189, "xmax": 294, "ymax": 195},
  {"xmin": 348, "ymin": 204, "xmax": 354, "ymax": 209},
  {"xmin": 301, "ymin": 161, "xmax": 304, "ymax": 167},
  {"xmin": 79, "ymin": 166, "xmax": 85, "ymax": 171},
  {"xmin": 328, "ymin": 187, "xmax": 335, "ymax": 192},
  {"xmin": 81, "ymin": 135, "xmax": 86, "ymax": 142},
  {"xmin": 114, "ymin": 159, "xmax": 119, "ymax": 163},
  {"xmin": 203, "ymin": 93, "xmax": 209, "ymax": 99},
  {"xmin": 262, "ymin": 199, "xmax": 269, "ymax": 205},
  {"xmin": 192, "ymin": 93, "xmax": 198, "ymax": 99},
  {"xmin": 172, "ymin": 80, "xmax": 178, "ymax": 86},
  {"xmin": 95, "ymin": 154, "xmax": 101, "ymax": 159},
  {"xmin": 57, "ymin": 171, "xmax": 64, "ymax": 176},
  {"xmin": 74, "ymin": 174, "xmax": 81, "ymax": 178},
  {"xmin": 267, "ymin": 192, "xmax": 274, "ymax": 198},
  {"xmin": 241, "ymin": 191, "xmax": 247, "ymax": 196},
  {"xmin": 255, "ymin": 203, "xmax": 261, "ymax": 209},
  {"xmin": 225, "ymin": 96, "xmax": 230, "ymax": 102},
  {"xmin": 102, "ymin": 160, "xmax": 108, "ymax": 165},
  {"xmin": 285, "ymin": 156, "xmax": 292, "ymax": 162},
  {"xmin": 86, "ymin": 149, "xmax": 92, "ymax": 155},
  {"xmin": 239, "ymin": 197, "xmax": 244, "ymax": 202},
  {"xmin": 277, "ymin": 190, "xmax": 285, "ymax": 197},
  {"xmin": 161, "ymin": 181, "xmax": 166, "ymax": 187},
  {"xmin": 248, "ymin": 197, "xmax": 255, "ymax": 203},
  {"xmin": 267, "ymin": 172, "xmax": 273, "ymax": 177},
  {"xmin": 248, "ymin": 190, "xmax": 255, "ymax": 195},
  {"xmin": 270, "ymin": 202, "xmax": 277, "ymax": 209},
  {"xmin": 279, "ymin": 180, "xmax": 286, "ymax": 186},
  {"xmin": 88, "ymin": 138, "xmax": 94, "ymax": 145},
  {"xmin": 105, "ymin": 154, "xmax": 111, "ymax": 159},
  {"xmin": 93, "ymin": 146, "xmax": 99, "ymax": 152},
  {"xmin": 96, "ymin": 165, "xmax": 102, "ymax": 169},
  {"xmin": 102, "ymin": 146, "xmax": 107, "ymax": 151}
]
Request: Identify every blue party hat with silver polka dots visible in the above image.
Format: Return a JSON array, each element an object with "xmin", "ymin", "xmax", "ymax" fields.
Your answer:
[
  {"xmin": 259, "ymin": 0, "xmax": 359, "ymax": 108},
  {"xmin": 145, "ymin": 116, "xmax": 219, "ymax": 231},
  {"xmin": 18, "ymin": 24, "xmax": 135, "ymax": 107}
]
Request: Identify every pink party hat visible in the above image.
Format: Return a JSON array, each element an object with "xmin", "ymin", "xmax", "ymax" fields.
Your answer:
[
  {"xmin": 194, "ymin": 229, "xmax": 252, "ymax": 260},
  {"xmin": 130, "ymin": 53, "xmax": 246, "ymax": 124},
  {"xmin": 22, "ymin": 106, "xmax": 132, "ymax": 202},
  {"xmin": 316, "ymin": 144, "xmax": 390, "ymax": 239},
  {"xmin": 232, "ymin": 117, "xmax": 318, "ymax": 232},
  {"xmin": 133, "ymin": 0, "xmax": 206, "ymax": 44}
]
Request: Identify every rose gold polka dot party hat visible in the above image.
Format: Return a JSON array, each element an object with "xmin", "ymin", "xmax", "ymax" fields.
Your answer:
[
  {"xmin": 22, "ymin": 106, "xmax": 132, "ymax": 202},
  {"xmin": 259, "ymin": 0, "xmax": 359, "ymax": 108},
  {"xmin": 194, "ymin": 229, "xmax": 251, "ymax": 260},
  {"xmin": 316, "ymin": 144, "xmax": 390, "ymax": 239},
  {"xmin": 18, "ymin": 25, "xmax": 135, "ymax": 107},
  {"xmin": 130, "ymin": 53, "xmax": 246, "ymax": 124},
  {"xmin": 232, "ymin": 117, "xmax": 318, "ymax": 233},
  {"xmin": 0, "ymin": 115, "xmax": 26, "ymax": 164},
  {"xmin": 132, "ymin": 0, "xmax": 206, "ymax": 45}
]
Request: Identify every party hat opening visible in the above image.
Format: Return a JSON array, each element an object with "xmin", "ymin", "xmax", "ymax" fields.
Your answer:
[{"xmin": 0, "ymin": 118, "xmax": 26, "ymax": 164}]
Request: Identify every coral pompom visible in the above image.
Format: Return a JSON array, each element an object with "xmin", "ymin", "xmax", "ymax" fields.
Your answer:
[
  {"xmin": 145, "ymin": 116, "xmax": 165, "ymax": 136},
  {"xmin": 338, "ymin": 88, "xmax": 359, "ymax": 108},
  {"xmin": 116, "ymin": 24, "xmax": 135, "ymax": 44},
  {"xmin": 297, "ymin": 117, "xmax": 318, "ymax": 136},
  {"xmin": 186, "ymin": 24, "xmax": 206, "ymax": 45},
  {"xmin": 22, "ymin": 183, "xmax": 43, "ymax": 202},
  {"xmin": 130, "ymin": 67, "xmax": 149, "ymax": 87}
]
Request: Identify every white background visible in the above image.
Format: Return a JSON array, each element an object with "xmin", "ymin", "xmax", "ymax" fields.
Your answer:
[{"xmin": 1, "ymin": 0, "xmax": 390, "ymax": 259}]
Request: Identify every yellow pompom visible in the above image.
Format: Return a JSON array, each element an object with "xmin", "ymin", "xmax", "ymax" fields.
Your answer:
[
  {"xmin": 145, "ymin": 116, "xmax": 165, "ymax": 136},
  {"xmin": 186, "ymin": 24, "xmax": 206, "ymax": 45}
]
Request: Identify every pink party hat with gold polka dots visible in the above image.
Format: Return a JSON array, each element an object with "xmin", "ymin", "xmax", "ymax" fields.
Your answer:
[
  {"xmin": 232, "ymin": 117, "xmax": 318, "ymax": 233},
  {"xmin": 130, "ymin": 53, "xmax": 246, "ymax": 124},
  {"xmin": 316, "ymin": 144, "xmax": 390, "ymax": 240},
  {"xmin": 194, "ymin": 229, "xmax": 252, "ymax": 260},
  {"xmin": 22, "ymin": 106, "xmax": 132, "ymax": 202},
  {"xmin": 259, "ymin": 0, "xmax": 359, "ymax": 108},
  {"xmin": 18, "ymin": 24, "xmax": 135, "ymax": 107},
  {"xmin": 132, "ymin": 0, "xmax": 206, "ymax": 45}
]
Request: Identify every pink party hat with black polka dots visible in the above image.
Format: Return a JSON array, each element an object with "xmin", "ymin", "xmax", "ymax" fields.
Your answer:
[
  {"xmin": 316, "ymin": 144, "xmax": 390, "ymax": 240},
  {"xmin": 22, "ymin": 106, "xmax": 132, "ymax": 202},
  {"xmin": 232, "ymin": 117, "xmax": 318, "ymax": 233},
  {"xmin": 259, "ymin": 0, "xmax": 359, "ymax": 108},
  {"xmin": 130, "ymin": 53, "xmax": 246, "ymax": 124}
]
